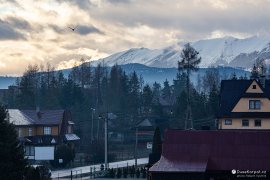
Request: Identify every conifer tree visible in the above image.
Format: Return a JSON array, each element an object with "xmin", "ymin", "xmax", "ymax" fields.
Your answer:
[
  {"xmin": 142, "ymin": 84, "xmax": 153, "ymax": 114},
  {"xmin": 0, "ymin": 106, "xmax": 27, "ymax": 180},
  {"xmin": 162, "ymin": 79, "xmax": 171, "ymax": 103},
  {"xmin": 178, "ymin": 43, "xmax": 201, "ymax": 129},
  {"xmin": 152, "ymin": 127, "xmax": 162, "ymax": 154}
]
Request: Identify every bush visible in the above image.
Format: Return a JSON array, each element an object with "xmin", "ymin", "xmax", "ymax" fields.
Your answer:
[
  {"xmin": 50, "ymin": 144, "xmax": 74, "ymax": 168},
  {"xmin": 109, "ymin": 168, "xmax": 115, "ymax": 178},
  {"xmin": 25, "ymin": 165, "xmax": 51, "ymax": 180},
  {"xmin": 123, "ymin": 168, "xmax": 128, "ymax": 178},
  {"xmin": 100, "ymin": 164, "xmax": 104, "ymax": 171},
  {"xmin": 25, "ymin": 166, "xmax": 40, "ymax": 180},
  {"xmin": 116, "ymin": 168, "xmax": 122, "ymax": 178},
  {"xmin": 136, "ymin": 168, "xmax": 140, "ymax": 178},
  {"xmin": 129, "ymin": 165, "xmax": 135, "ymax": 178},
  {"xmin": 85, "ymin": 140, "xmax": 116, "ymax": 163},
  {"xmin": 142, "ymin": 167, "xmax": 146, "ymax": 178}
]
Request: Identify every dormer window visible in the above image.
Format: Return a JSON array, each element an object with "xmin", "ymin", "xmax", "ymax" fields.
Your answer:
[
  {"xmin": 252, "ymin": 85, "xmax": 256, "ymax": 89},
  {"xmin": 249, "ymin": 100, "xmax": 261, "ymax": 110}
]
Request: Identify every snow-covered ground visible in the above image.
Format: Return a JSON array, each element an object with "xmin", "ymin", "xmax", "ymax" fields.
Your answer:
[{"xmin": 51, "ymin": 157, "xmax": 149, "ymax": 179}]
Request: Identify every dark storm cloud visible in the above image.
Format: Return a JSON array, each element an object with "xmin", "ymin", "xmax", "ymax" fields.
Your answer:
[
  {"xmin": 76, "ymin": 25, "xmax": 104, "ymax": 35},
  {"xmin": 0, "ymin": 20, "xmax": 25, "ymax": 40}
]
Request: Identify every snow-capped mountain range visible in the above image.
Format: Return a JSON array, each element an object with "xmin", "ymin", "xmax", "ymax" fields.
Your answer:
[{"xmin": 92, "ymin": 36, "xmax": 270, "ymax": 69}]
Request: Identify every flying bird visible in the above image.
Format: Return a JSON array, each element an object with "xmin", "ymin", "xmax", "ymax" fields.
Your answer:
[{"xmin": 68, "ymin": 26, "xmax": 77, "ymax": 31}]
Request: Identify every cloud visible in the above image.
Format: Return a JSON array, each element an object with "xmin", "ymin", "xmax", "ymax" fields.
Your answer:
[
  {"xmin": 86, "ymin": 0, "xmax": 270, "ymax": 40},
  {"xmin": 76, "ymin": 25, "xmax": 104, "ymax": 35},
  {"xmin": 56, "ymin": 0, "xmax": 92, "ymax": 9},
  {"xmin": 106, "ymin": 0, "xmax": 133, "ymax": 4},
  {"xmin": 0, "ymin": 20, "xmax": 25, "ymax": 40},
  {"xmin": 2, "ymin": 0, "xmax": 270, "ymax": 75},
  {"xmin": 5, "ymin": 16, "xmax": 31, "ymax": 30}
]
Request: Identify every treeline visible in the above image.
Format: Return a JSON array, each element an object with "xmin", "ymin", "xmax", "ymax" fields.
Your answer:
[{"xmin": 2, "ymin": 59, "xmax": 223, "ymax": 140}]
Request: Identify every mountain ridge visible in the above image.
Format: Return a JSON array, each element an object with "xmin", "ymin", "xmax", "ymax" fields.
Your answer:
[{"xmin": 91, "ymin": 36, "xmax": 270, "ymax": 69}]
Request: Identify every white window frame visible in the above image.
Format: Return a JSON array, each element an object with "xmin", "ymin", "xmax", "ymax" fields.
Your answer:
[
  {"xmin": 44, "ymin": 127, "xmax": 52, "ymax": 135},
  {"xmin": 68, "ymin": 125, "xmax": 72, "ymax": 133},
  {"xmin": 25, "ymin": 146, "xmax": 35, "ymax": 156},
  {"xmin": 28, "ymin": 128, "xmax": 32, "ymax": 136},
  {"xmin": 18, "ymin": 128, "xmax": 22, "ymax": 137},
  {"xmin": 249, "ymin": 100, "xmax": 261, "ymax": 110}
]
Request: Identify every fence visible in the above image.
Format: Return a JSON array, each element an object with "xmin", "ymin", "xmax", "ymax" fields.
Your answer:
[{"xmin": 53, "ymin": 158, "xmax": 148, "ymax": 179}]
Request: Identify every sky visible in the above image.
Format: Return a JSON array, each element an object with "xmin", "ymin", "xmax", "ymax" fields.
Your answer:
[{"xmin": 1, "ymin": 0, "xmax": 270, "ymax": 76}]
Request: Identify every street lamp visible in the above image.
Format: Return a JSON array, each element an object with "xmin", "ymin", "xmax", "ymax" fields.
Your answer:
[
  {"xmin": 99, "ymin": 114, "xmax": 108, "ymax": 170},
  {"xmin": 90, "ymin": 108, "xmax": 95, "ymax": 143}
]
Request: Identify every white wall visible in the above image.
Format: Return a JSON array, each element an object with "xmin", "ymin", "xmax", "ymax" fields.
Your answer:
[{"xmin": 35, "ymin": 146, "xmax": 54, "ymax": 160}]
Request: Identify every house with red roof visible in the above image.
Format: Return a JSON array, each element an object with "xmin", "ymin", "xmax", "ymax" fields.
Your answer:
[{"xmin": 148, "ymin": 129, "xmax": 270, "ymax": 180}]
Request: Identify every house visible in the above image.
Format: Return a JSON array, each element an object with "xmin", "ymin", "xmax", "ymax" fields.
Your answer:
[
  {"xmin": 0, "ymin": 89, "xmax": 8, "ymax": 102},
  {"xmin": 135, "ymin": 118, "xmax": 169, "ymax": 143},
  {"xmin": 149, "ymin": 129, "xmax": 270, "ymax": 180},
  {"xmin": 218, "ymin": 79, "xmax": 270, "ymax": 130},
  {"xmin": 7, "ymin": 109, "xmax": 80, "ymax": 161}
]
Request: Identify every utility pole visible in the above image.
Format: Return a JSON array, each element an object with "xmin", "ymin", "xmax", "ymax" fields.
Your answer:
[
  {"xmin": 90, "ymin": 108, "xmax": 95, "ymax": 143},
  {"xmin": 104, "ymin": 115, "xmax": 108, "ymax": 170},
  {"xmin": 97, "ymin": 116, "xmax": 100, "ymax": 140},
  {"xmin": 99, "ymin": 114, "xmax": 108, "ymax": 170},
  {"xmin": 135, "ymin": 127, "xmax": 138, "ymax": 168}
]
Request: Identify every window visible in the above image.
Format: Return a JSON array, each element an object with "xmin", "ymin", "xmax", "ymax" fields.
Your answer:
[
  {"xmin": 242, "ymin": 119, "xmax": 249, "ymax": 127},
  {"xmin": 252, "ymin": 85, "xmax": 256, "ymax": 89},
  {"xmin": 224, "ymin": 119, "xmax": 232, "ymax": 125},
  {"xmin": 68, "ymin": 125, "xmax": 72, "ymax": 133},
  {"xmin": 44, "ymin": 127, "xmax": 51, "ymax": 135},
  {"xmin": 249, "ymin": 100, "xmax": 261, "ymax": 109},
  {"xmin": 25, "ymin": 146, "xmax": 34, "ymax": 156},
  {"xmin": 28, "ymin": 128, "xmax": 32, "ymax": 136},
  {"xmin": 18, "ymin": 128, "xmax": 22, "ymax": 137},
  {"xmin": 255, "ymin": 119, "xmax": 261, "ymax": 127}
]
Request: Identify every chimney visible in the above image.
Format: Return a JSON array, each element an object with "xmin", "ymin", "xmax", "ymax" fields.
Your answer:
[
  {"xmin": 36, "ymin": 106, "xmax": 40, "ymax": 113},
  {"xmin": 36, "ymin": 106, "xmax": 42, "ymax": 119},
  {"xmin": 260, "ymin": 65, "xmax": 266, "ymax": 88}
]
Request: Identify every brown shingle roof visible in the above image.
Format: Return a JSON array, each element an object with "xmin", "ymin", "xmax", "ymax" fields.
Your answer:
[
  {"xmin": 150, "ymin": 129, "xmax": 270, "ymax": 172},
  {"xmin": 8, "ymin": 109, "xmax": 64, "ymax": 125}
]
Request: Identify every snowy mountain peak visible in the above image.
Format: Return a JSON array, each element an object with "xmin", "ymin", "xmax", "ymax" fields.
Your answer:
[{"xmin": 92, "ymin": 36, "xmax": 270, "ymax": 69}]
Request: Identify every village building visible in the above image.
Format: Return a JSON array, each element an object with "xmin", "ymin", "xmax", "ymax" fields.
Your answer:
[
  {"xmin": 148, "ymin": 129, "xmax": 270, "ymax": 180},
  {"xmin": 218, "ymin": 79, "xmax": 270, "ymax": 130},
  {"xmin": 7, "ymin": 109, "xmax": 80, "ymax": 161}
]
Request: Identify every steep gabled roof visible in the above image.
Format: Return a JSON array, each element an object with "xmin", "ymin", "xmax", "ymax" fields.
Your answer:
[
  {"xmin": 149, "ymin": 129, "xmax": 270, "ymax": 172},
  {"xmin": 218, "ymin": 79, "xmax": 270, "ymax": 118},
  {"xmin": 219, "ymin": 80, "xmax": 252, "ymax": 117},
  {"xmin": 8, "ymin": 109, "xmax": 65, "ymax": 126}
]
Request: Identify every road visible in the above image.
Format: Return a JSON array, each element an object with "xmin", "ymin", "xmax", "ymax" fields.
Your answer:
[{"xmin": 51, "ymin": 157, "xmax": 149, "ymax": 179}]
